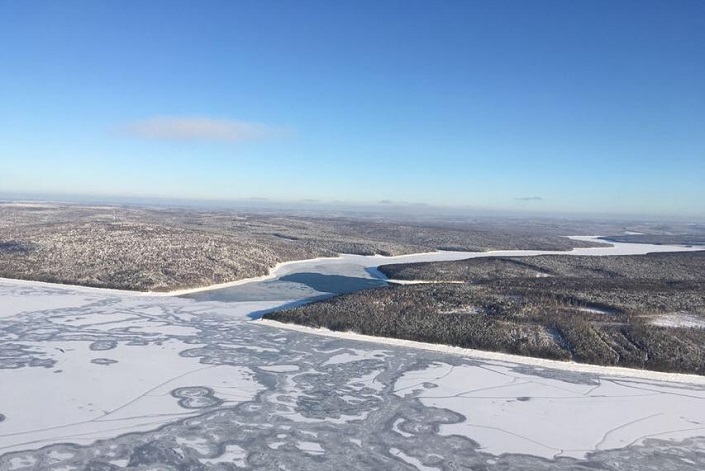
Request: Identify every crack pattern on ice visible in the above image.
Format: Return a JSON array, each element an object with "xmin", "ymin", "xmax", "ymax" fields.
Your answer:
[{"xmin": 1, "ymin": 281, "xmax": 705, "ymax": 470}]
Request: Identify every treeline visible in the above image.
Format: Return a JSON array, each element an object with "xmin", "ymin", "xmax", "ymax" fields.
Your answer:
[
  {"xmin": 379, "ymin": 251, "xmax": 705, "ymax": 283},
  {"xmin": 266, "ymin": 275, "xmax": 705, "ymax": 375},
  {"xmin": 0, "ymin": 221, "xmax": 323, "ymax": 291}
]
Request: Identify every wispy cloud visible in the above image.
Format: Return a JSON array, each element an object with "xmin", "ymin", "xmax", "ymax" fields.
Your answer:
[
  {"xmin": 121, "ymin": 116, "xmax": 276, "ymax": 142},
  {"xmin": 515, "ymin": 196, "xmax": 543, "ymax": 202}
]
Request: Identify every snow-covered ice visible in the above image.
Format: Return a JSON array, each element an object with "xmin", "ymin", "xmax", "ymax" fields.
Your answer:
[{"xmin": 394, "ymin": 361, "xmax": 705, "ymax": 459}]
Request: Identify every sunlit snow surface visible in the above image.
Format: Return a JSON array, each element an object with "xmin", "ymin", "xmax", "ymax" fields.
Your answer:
[{"xmin": 2, "ymin": 238, "xmax": 705, "ymax": 470}]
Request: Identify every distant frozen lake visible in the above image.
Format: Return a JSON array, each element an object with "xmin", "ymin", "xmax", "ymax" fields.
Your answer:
[{"xmin": 1, "ymin": 237, "xmax": 705, "ymax": 469}]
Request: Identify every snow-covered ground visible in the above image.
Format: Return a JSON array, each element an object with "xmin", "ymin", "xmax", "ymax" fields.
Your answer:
[
  {"xmin": 651, "ymin": 312, "xmax": 705, "ymax": 329},
  {"xmin": 1, "ymin": 237, "xmax": 704, "ymax": 469}
]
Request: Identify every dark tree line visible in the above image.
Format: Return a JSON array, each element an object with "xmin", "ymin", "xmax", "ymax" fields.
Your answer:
[{"xmin": 267, "ymin": 257, "xmax": 705, "ymax": 375}]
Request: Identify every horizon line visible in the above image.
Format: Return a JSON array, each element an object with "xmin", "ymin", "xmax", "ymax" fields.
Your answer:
[{"xmin": 1, "ymin": 191, "xmax": 704, "ymax": 223}]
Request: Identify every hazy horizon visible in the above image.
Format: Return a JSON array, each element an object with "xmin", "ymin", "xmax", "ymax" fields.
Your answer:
[
  {"xmin": 2, "ymin": 1, "xmax": 704, "ymax": 218},
  {"xmin": 3, "ymin": 190, "xmax": 704, "ymax": 224}
]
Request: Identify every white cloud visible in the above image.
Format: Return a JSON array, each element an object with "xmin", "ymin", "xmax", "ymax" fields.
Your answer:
[{"xmin": 122, "ymin": 116, "xmax": 275, "ymax": 142}]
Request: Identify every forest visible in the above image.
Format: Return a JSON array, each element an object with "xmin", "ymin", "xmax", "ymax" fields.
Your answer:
[
  {"xmin": 0, "ymin": 203, "xmax": 606, "ymax": 291},
  {"xmin": 268, "ymin": 251, "xmax": 705, "ymax": 375}
]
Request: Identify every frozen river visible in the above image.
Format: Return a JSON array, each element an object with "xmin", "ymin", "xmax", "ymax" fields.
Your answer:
[
  {"xmin": 180, "ymin": 235, "xmax": 705, "ymax": 311},
  {"xmin": 1, "ymin": 237, "xmax": 705, "ymax": 470}
]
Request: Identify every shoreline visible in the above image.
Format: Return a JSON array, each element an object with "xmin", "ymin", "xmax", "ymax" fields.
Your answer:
[
  {"xmin": 0, "ymin": 248, "xmax": 485, "ymax": 296},
  {"xmin": 257, "ymin": 318, "xmax": 705, "ymax": 385},
  {"xmin": 0, "ymin": 253, "xmax": 352, "ymax": 297},
  {"xmin": 0, "ymin": 251, "xmax": 415, "ymax": 297},
  {"xmin": 1, "ymin": 236, "xmax": 703, "ymax": 297}
]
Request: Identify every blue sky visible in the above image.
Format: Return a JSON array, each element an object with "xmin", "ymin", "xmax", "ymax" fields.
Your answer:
[{"xmin": 1, "ymin": 1, "xmax": 704, "ymax": 218}]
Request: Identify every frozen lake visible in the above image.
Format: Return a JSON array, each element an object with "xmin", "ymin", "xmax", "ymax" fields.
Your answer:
[{"xmin": 1, "ymin": 237, "xmax": 705, "ymax": 469}]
